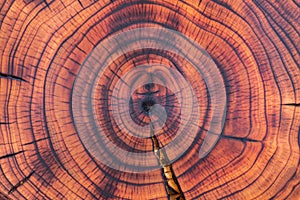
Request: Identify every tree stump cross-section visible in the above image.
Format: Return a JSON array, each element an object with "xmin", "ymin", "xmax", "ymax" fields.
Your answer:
[{"xmin": 0, "ymin": 0, "xmax": 299, "ymax": 199}]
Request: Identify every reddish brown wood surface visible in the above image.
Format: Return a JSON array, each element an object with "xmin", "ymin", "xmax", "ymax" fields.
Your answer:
[{"xmin": 0, "ymin": 0, "xmax": 299, "ymax": 199}]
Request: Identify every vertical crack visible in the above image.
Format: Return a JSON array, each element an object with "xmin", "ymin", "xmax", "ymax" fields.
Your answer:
[{"xmin": 150, "ymin": 123, "xmax": 185, "ymax": 200}]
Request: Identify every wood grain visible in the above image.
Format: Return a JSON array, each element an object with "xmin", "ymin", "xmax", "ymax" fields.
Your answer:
[{"xmin": 0, "ymin": 0, "xmax": 299, "ymax": 199}]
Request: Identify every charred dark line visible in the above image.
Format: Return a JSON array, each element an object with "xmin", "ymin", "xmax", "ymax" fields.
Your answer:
[
  {"xmin": 212, "ymin": 0, "xmax": 233, "ymax": 11},
  {"xmin": 0, "ymin": 72, "xmax": 28, "ymax": 82},
  {"xmin": 0, "ymin": 122, "xmax": 11, "ymax": 125},
  {"xmin": 0, "ymin": 151, "xmax": 25, "ymax": 160},
  {"xmin": 22, "ymin": 137, "xmax": 50, "ymax": 146},
  {"xmin": 109, "ymin": 68, "xmax": 130, "ymax": 87},
  {"xmin": 293, "ymin": 0, "xmax": 300, "ymax": 7},
  {"xmin": 42, "ymin": 0, "xmax": 50, "ymax": 8},
  {"xmin": 222, "ymin": 135, "xmax": 262, "ymax": 143},
  {"xmin": 198, "ymin": 0, "xmax": 203, "ymax": 6},
  {"xmin": 8, "ymin": 171, "xmax": 35, "ymax": 194},
  {"xmin": 282, "ymin": 103, "xmax": 300, "ymax": 107},
  {"xmin": 78, "ymin": 0, "xmax": 83, "ymax": 7}
]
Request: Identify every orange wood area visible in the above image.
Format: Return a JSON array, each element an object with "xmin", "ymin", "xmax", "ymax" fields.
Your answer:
[{"xmin": 0, "ymin": 0, "xmax": 299, "ymax": 199}]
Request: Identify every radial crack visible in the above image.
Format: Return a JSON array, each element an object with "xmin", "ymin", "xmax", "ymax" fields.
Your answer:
[
  {"xmin": 22, "ymin": 137, "xmax": 50, "ymax": 146},
  {"xmin": 8, "ymin": 171, "xmax": 35, "ymax": 194},
  {"xmin": 0, "ymin": 72, "xmax": 28, "ymax": 82},
  {"xmin": 150, "ymin": 123, "xmax": 185, "ymax": 200},
  {"xmin": 221, "ymin": 135, "xmax": 262, "ymax": 143},
  {"xmin": 0, "ymin": 122, "xmax": 11, "ymax": 125},
  {"xmin": 0, "ymin": 151, "xmax": 25, "ymax": 160},
  {"xmin": 282, "ymin": 103, "xmax": 300, "ymax": 107}
]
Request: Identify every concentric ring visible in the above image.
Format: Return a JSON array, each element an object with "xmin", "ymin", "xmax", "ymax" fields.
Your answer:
[
  {"xmin": 72, "ymin": 27, "xmax": 227, "ymax": 172},
  {"xmin": 0, "ymin": 0, "xmax": 298, "ymax": 199}
]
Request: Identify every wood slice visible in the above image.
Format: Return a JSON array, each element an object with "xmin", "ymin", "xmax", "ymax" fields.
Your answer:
[{"xmin": 0, "ymin": 0, "xmax": 299, "ymax": 199}]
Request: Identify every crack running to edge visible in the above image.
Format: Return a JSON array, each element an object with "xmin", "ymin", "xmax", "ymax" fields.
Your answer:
[{"xmin": 150, "ymin": 123, "xmax": 185, "ymax": 200}]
